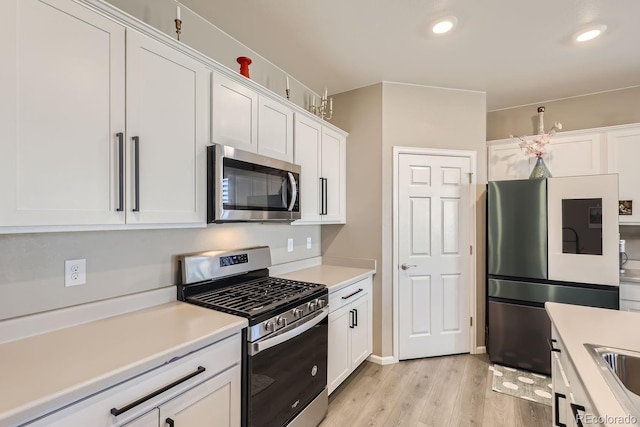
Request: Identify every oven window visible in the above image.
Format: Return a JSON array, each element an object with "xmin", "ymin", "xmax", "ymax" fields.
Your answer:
[
  {"xmin": 223, "ymin": 158, "xmax": 294, "ymax": 211},
  {"xmin": 561, "ymin": 198, "xmax": 603, "ymax": 255},
  {"xmin": 248, "ymin": 318, "xmax": 327, "ymax": 427}
]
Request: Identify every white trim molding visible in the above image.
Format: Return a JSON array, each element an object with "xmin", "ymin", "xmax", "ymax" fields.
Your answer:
[
  {"xmin": 367, "ymin": 354, "xmax": 398, "ymax": 365},
  {"xmin": 475, "ymin": 346, "xmax": 487, "ymax": 354}
]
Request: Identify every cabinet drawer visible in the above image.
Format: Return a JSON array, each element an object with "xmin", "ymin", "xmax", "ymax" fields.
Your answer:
[
  {"xmin": 329, "ymin": 276, "xmax": 372, "ymax": 312},
  {"xmin": 28, "ymin": 334, "xmax": 241, "ymax": 427}
]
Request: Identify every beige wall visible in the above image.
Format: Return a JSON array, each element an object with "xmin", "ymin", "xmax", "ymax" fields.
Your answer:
[
  {"xmin": 324, "ymin": 82, "xmax": 487, "ymax": 357},
  {"xmin": 0, "ymin": 224, "xmax": 321, "ymax": 320},
  {"xmin": 104, "ymin": 0, "xmax": 318, "ymax": 109},
  {"xmin": 322, "ymin": 84, "xmax": 384, "ymax": 354},
  {"xmin": 487, "ymin": 86, "xmax": 640, "ymax": 141}
]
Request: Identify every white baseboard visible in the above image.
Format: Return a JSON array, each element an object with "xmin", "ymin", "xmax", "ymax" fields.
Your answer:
[
  {"xmin": 475, "ymin": 346, "xmax": 487, "ymax": 354},
  {"xmin": 367, "ymin": 354, "xmax": 398, "ymax": 365}
]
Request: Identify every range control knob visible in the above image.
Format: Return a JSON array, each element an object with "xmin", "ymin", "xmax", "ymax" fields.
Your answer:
[
  {"xmin": 316, "ymin": 298, "xmax": 326, "ymax": 308},
  {"xmin": 276, "ymin": 316, "xmax": 288, "ymax": 328},
  {"xmin": 292, "ymin": 308, "xmax": 304, "ymax": 319},
  {"xmin": 307, "ymin": 301, "xmax": 318, "ymax": 311},
  {"xmin": 265, "ymin": 320, "xmax": 277, "ymax": 332}
]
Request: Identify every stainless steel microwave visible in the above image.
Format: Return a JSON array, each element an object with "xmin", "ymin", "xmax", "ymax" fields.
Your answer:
[{"xmin": 207, "ymin": 145, "xmax": 301, "ymax": 223}]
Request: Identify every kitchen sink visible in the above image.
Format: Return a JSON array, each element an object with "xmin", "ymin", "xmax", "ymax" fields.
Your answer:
[{"xmin": 585, "ymin": 344, "xmax": 640, "ymax": 418}]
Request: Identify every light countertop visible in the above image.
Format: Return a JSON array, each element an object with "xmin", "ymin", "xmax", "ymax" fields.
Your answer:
[
  {"xmin": 0, "ymin": 302, "xmax": 246, "ymax": 426},
  {"xmin": 621, "ymin": 268, "xmax": 640, "ymax": 284},
  {"xmin": 546, "ymin": 302, "xmax": 640, "ymax": 425},
  {"xmin": 275, "ymin": 264, "xmax": 375, "ymax": 293}
]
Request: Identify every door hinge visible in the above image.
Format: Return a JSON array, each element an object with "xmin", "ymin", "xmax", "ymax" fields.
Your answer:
[
  {"xmin": 470, "ymin": 317, "xmax": 473, "ymax": 327},
  {"xmin": 467, "ymin": 172, "xmax": 473, "ymax": 184},
  {"xmin": 470, "ymin": 245, "xmax": 473, "ymax": 255}
]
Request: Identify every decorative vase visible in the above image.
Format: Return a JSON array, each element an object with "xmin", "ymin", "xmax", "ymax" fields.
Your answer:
[
  {"xmin": 529, "ymin": 156, "xmax": 552, "ymax": 179},
  {"xmin": 236, "ymin": 56, "xmax": 252, "ymax": 78}
]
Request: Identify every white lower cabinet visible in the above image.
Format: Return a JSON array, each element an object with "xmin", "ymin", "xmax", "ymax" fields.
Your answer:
[
  {"xmin": 551, "ymin": 325, "xmax": 599, "ymax": 427},
  {"xmin": 619, "ymin": 280, "xmax": 640, "ymax": 313},
  {"xmin": 29, "ymin": 334, "xmax": 241, "ymax": 427},
  {"xmin": 327, "ymin": 276, "xmax": 372, "ymax": 395}
]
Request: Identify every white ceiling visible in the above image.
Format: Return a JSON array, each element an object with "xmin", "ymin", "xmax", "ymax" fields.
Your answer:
[{"xmin": 181, "ymin": 0, "xmax": 640, "ymax": 111}]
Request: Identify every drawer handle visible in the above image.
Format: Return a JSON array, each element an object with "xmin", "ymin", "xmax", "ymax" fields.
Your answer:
[
  {"xmin": 554, "ymin": 392, "xmax": 567, "ymax": 427},
  {"xmin": 110, "ymin": 366, "xmax": 206, "ymax": 416},
  {"xmin": 550, "ymin": 338, "xmax": 561, "ymax": 353},
  {"xmin": 166, "ymin": 418, "xmax": 175, "ymax": 427},
  {"xmin": 342, "ymin": 288, "xmax": 364, "ymax": 300},
  {"xmin": 570, "ymin": 403, "xmax": 586, "ymax": 427}
]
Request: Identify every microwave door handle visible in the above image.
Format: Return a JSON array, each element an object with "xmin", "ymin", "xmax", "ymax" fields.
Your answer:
[{"xmin": 287, "ymin": 172, "xmax": 298, "ymax": 211}]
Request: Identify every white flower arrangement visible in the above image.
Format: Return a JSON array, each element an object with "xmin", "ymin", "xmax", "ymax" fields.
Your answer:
[{"xmin": 510, "ymin": 122, "xmax": 562, "ymax": 158}]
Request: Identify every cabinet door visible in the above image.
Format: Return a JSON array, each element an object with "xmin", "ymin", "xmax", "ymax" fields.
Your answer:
[
  {"xmin": 258, "ymin": 96, "xmax": 294, "ymax": 162},
  {"xmin": 552, "ymin": 352, "xmax": 571, "ymax": 427},
  {"xmin": 124, "ymin": 409, "xmax": 159, "ymax": 426},
  {"xmin": 548, "ymin": 133, "xmax": 602, "ymax": 177},
  {"xmin": 159, "ymin": 365, "xmax": 241, "ymax": 427},
  {"xmin": 211, "ymin": 73, "xmax": 258, "ymax": 152},
  {"xmin": 0, "ymin": 0, "xmax": 125, "ymax": 227},
  {"xmin": 487, "ymin": 141, "xmax": 532, "ymax": 181},
  {"xmin": 126, "ymin": 30, "xmax": 208, "ymax": 225},
  {"xmin": 321, "ymin": 127, "xmax": 347, "ymax": 223},
  {"xmin": 607, "ymin": 126, "xmax": 640, "ymax": 224},
  {"xmin": 350, "ymin": 293, "xmax": 372, "ymax": 368},
  {"xmin": 294, "ymin": 115, "xmax": 322, "ymax": 223},
  {"xmin": 328, "ymin": 304, "xmax": 352, "ymax": 395}
]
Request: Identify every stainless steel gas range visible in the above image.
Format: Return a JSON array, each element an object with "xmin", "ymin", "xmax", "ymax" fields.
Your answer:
[{"xmin": 177, "ymin": 246, "xmax": 328, "ymax": 427}]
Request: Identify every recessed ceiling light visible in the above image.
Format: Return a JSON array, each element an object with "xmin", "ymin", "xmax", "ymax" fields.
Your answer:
[
  {"xmin": 575, "ymin": 24, "xmax": 607, "ymax": 42},
  {"xmin": 432, "ymin": 16, "xmax": 458, "ymax": 34}
]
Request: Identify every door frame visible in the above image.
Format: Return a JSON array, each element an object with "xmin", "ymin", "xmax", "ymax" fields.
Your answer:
[{"xmin": 392, "ymin": 146, "xmax": 478, "ymax": 361}]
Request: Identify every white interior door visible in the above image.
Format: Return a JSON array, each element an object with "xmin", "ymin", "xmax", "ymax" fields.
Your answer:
[{"xmin": 397, "ymin": 152, "xmax": 471, "ymax": 360}]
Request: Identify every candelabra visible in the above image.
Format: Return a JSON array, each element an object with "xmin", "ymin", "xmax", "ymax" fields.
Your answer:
[
  {"xmin": 175, "ymin": 6, "xmax": 182, "ymax": 41},
  {"xmin": 175, "ymin": 18, "xmax": 182, "ymax": 40},
  {"xmin": 308, "ymin": 93, "xmax": 333, "ymax": 121}
]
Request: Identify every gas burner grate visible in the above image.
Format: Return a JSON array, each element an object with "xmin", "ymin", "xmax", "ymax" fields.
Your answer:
[{"xmin": 187, "ymin": 277, "xmax": 325, "ymax": 317}]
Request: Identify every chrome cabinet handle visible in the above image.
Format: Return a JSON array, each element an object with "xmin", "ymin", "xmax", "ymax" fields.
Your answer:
[{"xmin": 401, "ymin": 263, "xmax": 417, "ymax": 270}]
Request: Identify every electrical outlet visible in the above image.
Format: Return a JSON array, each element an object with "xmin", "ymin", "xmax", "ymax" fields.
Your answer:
[
  {"xmin": 287, "ymin": 238, "xmax": 294, "ymax": 252},
  {"xmin": 307, "ymin": 237, "xmax": 312, "ymax": 249},
  {"xmin": 65, "ymin": 259, "xmax": 86, "ymax": 287}
]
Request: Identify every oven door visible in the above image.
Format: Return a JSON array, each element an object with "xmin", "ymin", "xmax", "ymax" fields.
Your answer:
[{"xmin": 247, "ymin": 308, "xmax": 328, "ymax": 427}]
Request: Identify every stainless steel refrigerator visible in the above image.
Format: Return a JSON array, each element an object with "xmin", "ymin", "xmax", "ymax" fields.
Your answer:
[{"xmin": 487, "ymin": 177, "xmax": 619, "ymax": 375}]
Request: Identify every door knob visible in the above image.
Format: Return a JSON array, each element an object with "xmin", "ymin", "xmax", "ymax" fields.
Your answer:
[{"xmin": 401, "ymin": 263, "xmax": 417, "ymax": 270}]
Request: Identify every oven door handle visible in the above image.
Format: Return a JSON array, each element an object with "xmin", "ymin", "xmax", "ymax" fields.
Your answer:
[
  {"xmin": 287, "ymin": 172, "xmax": 298, "ymax": 212},
  {"xmin": 249, "ymin": 307, "xmax": 328, "ymax": 356}
]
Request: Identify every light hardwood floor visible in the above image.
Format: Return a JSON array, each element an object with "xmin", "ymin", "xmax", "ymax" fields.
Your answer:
[{"xmin": 320, "ymin": 353, "xmax": 551, "ymax": 427}]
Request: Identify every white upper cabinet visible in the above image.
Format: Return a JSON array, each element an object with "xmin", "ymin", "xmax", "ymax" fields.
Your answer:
[
  {"xmin": 126, "ymin": 30, "xmax": 209, "ymax": 225},
  {"xmin": 547, "ymin": 133, "xmax": 603, "ymax": 177},
  {"xmin": 211, "ymin": 72, "xmax": 294, "ymax": 162},
  {"xmin": 294, "ymin": 115, "xmax": 347, "ymax": 224},
  {"xmin": 257, "ymin": 96, "xmax": 294, "ymax": 162},
  {"xmin": 211, "ymin": 72, "xmax": 258, "ymax": 152},
  {"xmin": 0, "ymin": 0, "xmax": 209, "ymax": 232},
  {"xmin": 487, "ymin": 141, "xmax": 532, "ymax": 181},
  {"xmin": 607, "ymin": 125, "xmax": 640, "ymax": 224},
  {"xmin": 321, "ymin": 127, "xmax": 347, "ymax": 222},
  {"xmin": 487, "ymin": 130, "xmax": 603, "ymax": 181},
  {"xmin": 0, "ymin": 0, "xmax": 126, "ymax": 227}
]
